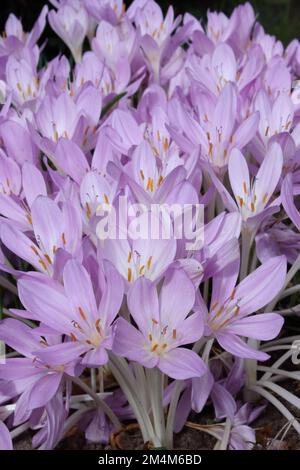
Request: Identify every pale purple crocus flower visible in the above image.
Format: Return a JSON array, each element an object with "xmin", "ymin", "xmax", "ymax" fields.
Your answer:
[
  {"xmin": 256, "ymin": 218, "xmax": 300, "ymax": 264},
  {"xmin": 210, "ymin": 143, "xmax": 283, "ymax": 232},
  {"xmin": 113, "ymin": 269, "xmax": 207, "ymax": 379},
  {"xmin": 17, "ymin": 259, "xmax": 124, "ymax": 366},
  {"xmin": 206, "ymin": 402, "xmax": 265, "ymax": 450},
  {"xmin": 199, "ymin": 255, "xmax": 286, "ymax": 360},
  {"xmin": 31, "ymin": 391, "xmax": 67, "ymax": 450},
  {"xmin": 0, "ymin": 162, "xmax": 46, "ymax": 232},
  {"xmin": 188, "ymin": 42, "xmax": 264, "ymax": 96},
  {"xmin": 83, "ymin": 389, "xmax": 133, "ymax": 444},
  {"xmin": 49, "ymin": 1, "xmax": 89, "ymax": 63},
  {"xmin": 1, "ymin": 195, "xmax": 82, "ymax": 277},
  {"xmin": 83, "ymin": 0, "xmax": 125, "ymax": 25},
  {"xmin": 0, "ymin": 5, "xmax": 48, "ymax": 51},
  {"xmin": 251, "ymin": 90, "xmax": 294, "ymax": 161},
  {"xmin": 100, "ymin": 209, "xmax": 177, "ymax": 287},
  {"xmin": 169, "ymin": 83, "xmax": 259, "ymax": 170},
  {"xmin": 0, "ymin": 319, "xmax": 76, "ymax": 426}
]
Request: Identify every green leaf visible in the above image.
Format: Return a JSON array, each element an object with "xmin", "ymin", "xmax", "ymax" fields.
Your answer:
[{"xmin": 100, "ymin": 92, "xmax": 127, "ymax": 119}]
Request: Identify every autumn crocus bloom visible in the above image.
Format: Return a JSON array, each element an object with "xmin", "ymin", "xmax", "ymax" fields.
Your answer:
[
  {"xmin": 1, "ymin": 195, "xmax": 82, "ymax": 276},
  {"xmin": 49, "ymin": 2, "xmax": 89, "ymax": 63},
  {"xmin": 113, "ymin": 269, "xmax": 207, "ymax": 379},
  {"xmin": 17, "ymin": 259, "xmax": 124, "ymax": 366},
  {"xmin": 228, "ymin": 143, "xmax": 283, "ymax": 223},
  {"xmin": 0, "ymin": 319, "xmax": 72, "ymax": 425},
  {"xmin": 201, "ymin": 256, "xmax": 286, "ymax": 360}
]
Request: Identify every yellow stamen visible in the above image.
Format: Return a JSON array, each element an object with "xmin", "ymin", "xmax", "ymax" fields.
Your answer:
[
  {"xmin": 30, "ymin": 245, "xmax": 39, "ymax": 256},
  {"xmin": 95, "ymin": 319, "xmax": 101, "ymax": 334},
  {"xmin": 127, "ymin": 267, "xmax": 132, "ymax": 282},
  {"xmin": 233, "ymin": 306, "xmax": 240, "ymax": 317},
  {"xmin": 172, "ymin": 329, "xmax": 177, "ymax": 339},
  {"xmin": 147, "ymin": 256, "xmax": 152, "ymax": 270},
  {"xmin": 61, "ymin": 233, "xmax": 66, "ymax": 245},
  {"xmin": 230, "ymin": 288, "xmax": 236, "ymax": 300},
  {"xmin": 44, "ymin": 254, "xmax": 52, "ymax": 265},
  {"xmin": 86, "ymin": 202, "xmax": 91, "ymax": 220},
  {"xmin": 243, "ymin": 181, "xmax": 247, "ymax": 194},
  {"xmin": 215, "ymin": 306, "xmax": 224, "ymax": 317},
  {"xmin": 157, "ymin": 175, "xmax": 164, "ymax": 187},
  {"xmin": 38, "ymin": 259, "xmax": 47, "ymax": 271},
  {"xmin": 139, "ymin": 265, "xmax": 145, "ymax": 275},
  {"xmin": 79, "ymin": 307, "xmax": 87, "ymax": 321}
]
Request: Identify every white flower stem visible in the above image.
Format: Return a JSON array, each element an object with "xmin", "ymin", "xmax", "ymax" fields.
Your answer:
[
  {"xmin": 219, "ymin": 417, "xmax": 231, "ymax": 450},
  {"xmin": 147, "ymin": 368, "xmax": 166, "ymax": 447},
  {"xmin": 109, "ymin": 354, "xmax": 159, "ymax": 446},
  {"xmin": 165, "ymin": 380, "xmax": 184, "ymax": 449}
]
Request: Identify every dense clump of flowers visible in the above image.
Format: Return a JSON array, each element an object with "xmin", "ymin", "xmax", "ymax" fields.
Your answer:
[{"xmin": 0, "ymin": 0, "xmax": 300, "ymax": 450}]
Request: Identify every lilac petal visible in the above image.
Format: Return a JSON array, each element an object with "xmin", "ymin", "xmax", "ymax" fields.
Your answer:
[
  {"xmin": 28, "ymin": 373, "xmax": 62, "ymax": 409},
  {"xmin": 31, "ymin": 196, "xmax": 63, "ymax": 259},
  {"xmin": 55, "ymin": 138, "xmax": 89, "ymax": 184},
  {"xmin": 158, "ymin": 348, "xmax": 207, "ymax": 380},
  {"xmin": 235, "ymin": 255, "xmax": 287, "ymax": 316},
  {"xmin": 179, "ymin": 311, "xmax": 204, "ymax": 346},
  {"xmin": 159, "ymin": 269, "xmax": 195, "ymax": 327},
  {"xmin": 0, "ymin": 223, "xmax": 45, "ymax": 272},
  {"xmin": 228, "ymin": 148, "xmax": 250, "ymax": 205},
  {"xmin": 281, "ymin": 173, "xmax": 300, "ymax": 231},
  {"xmin": 99, "ymin": 261, "xmax": 124, "ymax": 325},
  {"xmin": 0, "ymin": 421, "xmax": 13, "ymax": 450},
  {"xmin": 211, "ymin": 383, "xmax": 237, "ymax": 419},
  {"xmin": 81, "ymin": 347, "xmax": 108, "ymax": 367},
  {"xmin": 22, "ymin": 163, "xmax": 47, "ymax": 208},
  {"xmin": 254, "ymin": 142, "xmax": 283, "ymax": 207},
  {"xmin": 191, "ymin": 369, "xmax": 214, "ymax": 412},
  {"xmin": 18, "ymin": 273, "xmax": 73, "ymax": 333},
  {"xmin": 0, "ymin": 318, "xmax": 39, "ymax": 357},
  {"xmin": 232, "ymin": 111, "xmax": 259, "ymax": 148},
  {"xmin": 216, "ymin": 331, "xmax": 269, "ymax": 360},
  {"xmin": 127, "ymin": 276, "xmax": 159, "ymax": 335},
  {"xmin": 227, "ymin": 313, "xmax": 284, "ymax": 340},
  {"xmin": 34, "ymin": 341, "xmax": 87, "ymax": 366},
  {"xmin": 174, "ymin": 387, "xmax": 192, "ymax": 433},
  {"xmin": 63, "ymin": 259, "xmax": 98, "ymax": 322},
  {"xmin": 0, "ymin": 358, "xmax": 37, "ymax": 380},
  {"xmin": 113, "ymin": 318, "xmax": 157, "ymax": 368}
]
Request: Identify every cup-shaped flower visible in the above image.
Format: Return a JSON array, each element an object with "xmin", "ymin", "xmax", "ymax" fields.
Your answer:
[
  {"xmin": 113, "ymin": 268, "xmax": 207, "ymax": 379},
  {"xmin": 17, "ymin": 259, "xmax": 124, "ymax": 366}
]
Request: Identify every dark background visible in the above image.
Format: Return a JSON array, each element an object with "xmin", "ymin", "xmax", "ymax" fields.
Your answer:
[{"xmin": 0, "ymin": 0, "xmax": 299, "ymax": 57}]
